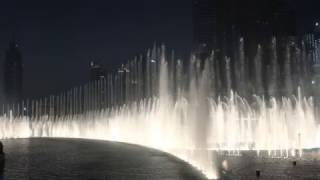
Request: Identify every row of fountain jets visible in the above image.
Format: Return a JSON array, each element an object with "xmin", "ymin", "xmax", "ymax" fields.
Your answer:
[{"xmin": 0, "ymin": 37, "xmax": 319, "ymax": 179}]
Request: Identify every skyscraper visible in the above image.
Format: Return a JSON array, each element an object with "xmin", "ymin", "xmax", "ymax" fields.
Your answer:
[
  {"xmin": 192, "ymin": 0, "xmax": 216, "ymax": 59},
  {"xmin": 89, "ymin": 61, "xmax": 106, "ymax": 82},
  {"xmin": 192, "ymin": 0, "xmax": 296, "ymax": 59},
  {"xmin": 192, "ymin": 0, "xmax": 298, "ymax": 96},
  {"xmin": 4, "ymin": 41, "xmax": 23, "ymax": 103}
]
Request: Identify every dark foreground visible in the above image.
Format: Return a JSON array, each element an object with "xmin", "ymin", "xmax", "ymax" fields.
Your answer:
[
  {"xmin": 2, "ymin": 138, "xmax": 320, "ymax": 180},
  {"xmin": 0, "ymin": 138, "xmax": 207, "ymax": 180}
]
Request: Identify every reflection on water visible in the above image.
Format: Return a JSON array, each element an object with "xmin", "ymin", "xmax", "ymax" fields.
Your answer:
[{"xmin": 1, "ymin": 138, "xmax": 206, "ymax": 180}]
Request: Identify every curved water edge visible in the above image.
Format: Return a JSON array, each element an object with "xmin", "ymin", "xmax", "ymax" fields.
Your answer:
[
  {"xmin": 0, "ymin": 113, "xmax": 218, "ymax": 179},
  {"xmin": 0, "ymin": 138, "xmax": 209, "ymax": 180},
  {"xmin": 0, "ymin": 137, "xmax": 214, "ymax": 179}
]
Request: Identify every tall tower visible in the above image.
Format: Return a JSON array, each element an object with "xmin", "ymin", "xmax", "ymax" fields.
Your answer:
[
  {"xmin": 4, "ymin": 41, "xmax": 23, "ymax": 103},
  {"xmin": 89, "ymin": 61, "xmax": 106, "ymax": 82},
  {"xmin": 192, "ymin": 0, "xmax": 296, "ymax": 59},
  {"xmin": 192, "ymin": 0, "xmax": 216, "ymax": 59},
  {"xmin": 192, "ymin": 0, "xmax": 297, "ymax": 96}
]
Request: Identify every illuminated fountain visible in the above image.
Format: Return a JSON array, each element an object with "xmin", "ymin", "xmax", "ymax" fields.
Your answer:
[{"xmin": 0, "ymin": 38, "xmax": 319, "ymax": 179}]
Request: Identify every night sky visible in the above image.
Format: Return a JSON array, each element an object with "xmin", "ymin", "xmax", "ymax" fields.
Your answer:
[
  {"xmin": 0, "ymin": 0, "xmax": 192, "ymax": 99},
  {"xmin": 0, "ymin": 0, "xmax": 318, "ymax": 99},
  {"xmin": 291, "ymin": 0, "xmax": 320, "ymax": 33}
]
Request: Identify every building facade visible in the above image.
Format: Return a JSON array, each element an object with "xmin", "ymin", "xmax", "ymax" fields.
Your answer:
[
  {"xmin": 192, "ymin": 0, "xmax": 303, "ymax": 97},
  {"xmin": 192, "ymin": 0, "xmax": 296, "ymax": 60},
  {"xmin": 89, "ymin": 61, "xmax": 106, "ymax": 82}
]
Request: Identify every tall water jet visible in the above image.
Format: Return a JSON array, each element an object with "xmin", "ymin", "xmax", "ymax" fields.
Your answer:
[
  {"xmin": 284, "ymin": 43, "xmax": 293, "ymax": 95},
  {"xmin": 238, "ymin": 37, "xmax": 246, "ymax": 97},
  {"xmin": 225, "ymin": 57, "xmax": 232, "ymax": 94},
  {"xmin": 268, "ymin": 37, "xmax": 279, "ymax": 97},
  {"xmin": 254, "ymin": 45, "xmax": 263, "ymax": 94}
]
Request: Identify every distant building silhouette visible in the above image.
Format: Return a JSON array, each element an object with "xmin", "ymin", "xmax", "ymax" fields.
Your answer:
[
  {"xmin": 304, "ymin": 22, "xmax": 320, "ymax": 64},
  {"xmin": 4, "ymin": 41, "xmax": 23, "ymax": 103},
  {"xmin": 192, "ymin": 0, "xmax": 302, "ymax": 96},
  {"xmin": 192, "ymin": 0, "xmax": 296, "ymax": 59},
  {"xmin": 192, "ymin": 0, "xmax": 217, "ymax": 60},
  {"xmin": 89, "ymin": 61, "xmax": 106, "ymax": 81}
]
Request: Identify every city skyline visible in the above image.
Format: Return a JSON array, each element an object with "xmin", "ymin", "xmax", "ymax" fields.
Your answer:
[
  {"xmin": 0, "ymin": 0, "xmax": 319, "ymax": 100},
  {"xmin": 0, "ymin": 0, "xmax": 192, "ymax": 99}
]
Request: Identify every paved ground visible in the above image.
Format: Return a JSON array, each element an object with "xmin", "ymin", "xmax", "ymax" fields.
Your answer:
[
  {"xmin": 217, "ymin": 150, "xmax": 320, "ymax": 180},
  {"xmin": 0, "ymin": 138, "xmax": 207, "ymax": 180}
]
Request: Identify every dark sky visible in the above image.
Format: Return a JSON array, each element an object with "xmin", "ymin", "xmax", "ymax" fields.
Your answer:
[
  {"xmin": 291, "ymin": 0, "xmax": 320, "ymax": 33},
  {"xmin": 0, "ymin": 0, "xmax": 192, "ymax": 99},
  {"xmin": 0, "ymin": 0, "xmax": 319, "ymax": 99}
]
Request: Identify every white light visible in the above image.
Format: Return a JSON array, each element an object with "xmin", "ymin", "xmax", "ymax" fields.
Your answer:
[
  {"xmin": 151, "ymin": 59, "xmax": 156, "ymax": 63},
  {"xmin": 124, "ymin": 68, "xmax": 130, "ymax": 73},
  {"xmin": 312, "ymin": 80, "xmax": 316, "ymax": 84},
  {"xmin": 316, "ymin": 22, "xmax": 319, "ymax": 27}
]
